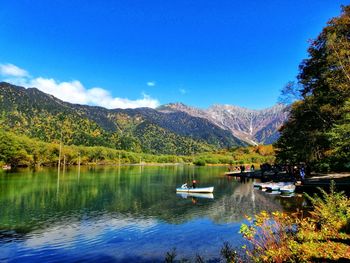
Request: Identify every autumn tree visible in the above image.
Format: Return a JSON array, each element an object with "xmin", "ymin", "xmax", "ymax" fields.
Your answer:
[{"xmin": 275, "ymin": 5, "xmax": 350, "ymax": 171}]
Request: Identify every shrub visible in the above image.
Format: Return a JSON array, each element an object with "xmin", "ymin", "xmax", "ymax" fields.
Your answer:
[
  {"xmin": 303, "ymin": 181, "xmax": 350, "ymax": 237},
  {"xmin": 314, "ymin": 162, "xmax": 331, "ymax": 173},
  {"xmin": 240, "ymin": 181, "xmax": 350, "ymax": 262},
  {"xmin": 193, "ymin": 159, "xmax": 206, "ymax": 166}
]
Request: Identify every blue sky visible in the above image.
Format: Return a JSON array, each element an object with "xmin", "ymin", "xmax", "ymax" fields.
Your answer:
[{"xmin": 0, "ymin": 0, "xmax": 347, "ymax": 109}]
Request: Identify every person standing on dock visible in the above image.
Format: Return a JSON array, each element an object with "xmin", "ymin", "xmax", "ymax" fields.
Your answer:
[
  {"xmin": 300, "ymin": 167, "xmax": 305, "ymax": 182},
  {"xmin": 240, "ymin": 165, "xmax": 245, "ymax": 173}
]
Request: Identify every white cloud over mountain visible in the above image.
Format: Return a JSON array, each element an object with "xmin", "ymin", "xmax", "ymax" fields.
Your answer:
[
  {"xmin": 0, "ymin": 64, "xmax": 160, "ymax": 109},
  {"xmin": 0, "ymin": 63, "xmax": 29, "ymax": 77}
]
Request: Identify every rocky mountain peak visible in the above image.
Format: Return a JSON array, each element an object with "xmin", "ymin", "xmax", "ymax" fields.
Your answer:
[{"xmin": 158, "ymin": 102, "xmax": 289, "ymax": 145}]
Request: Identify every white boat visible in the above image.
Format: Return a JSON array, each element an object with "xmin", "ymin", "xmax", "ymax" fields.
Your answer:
[
  {"xmin": 280, "ymin": 193, "xmax": 295, "ymax": 198},
  {"xmin": 266, "ymin": 182, "xmax": 294, "ymax": 192},
  {"xmin": 176, "ymin": 184, "xmax": 214, "ymax": 193},
  {"xmin": 265, "ymin": 183, "xmax": 283, "ymax": 191},
  {"xmin": 225, "ymin": 171, "xmax": 252, "ymax": 176},
  {"xmin": 177, "ymin": 192, "xmax": 214, "ymax": 199},
  {"xmin": 253, "ymin": 182, "xmax": 266, "ymax": 188},
  {"xmin": 253, "ymin": 182, "xmax": 273, "ymax": 190},
  {"xmin": 279, "ymin": 184, "xmax": 296, "ymax": 194},
  {"xmin": 266, "ymin": 190, "xmax": 281, "ymax": 195}
]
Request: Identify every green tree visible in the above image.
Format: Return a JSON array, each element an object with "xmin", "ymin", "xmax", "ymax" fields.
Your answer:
[
  {"xmin": 275, "ymin": 5, "xmax": 350, "ymax": 170},
  {"xmin": 328, "ymin": 100, "xmax": 350, "ymax": 170}
]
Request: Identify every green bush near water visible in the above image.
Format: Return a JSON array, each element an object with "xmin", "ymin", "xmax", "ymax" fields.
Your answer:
[
  {"xmin": 0, "ymin": 129, "xmax": 275, "ymax": 168},
  {"xmin": 240, "ymin": 181, "xmax": 350, "ymax": 262},
  {"xmin": 193, "ymin": 159, "xmax": 206, "ymax": 166},
  {"xmin": 0, "ymin": 129, "xmax": 185, "ymax": 167}
]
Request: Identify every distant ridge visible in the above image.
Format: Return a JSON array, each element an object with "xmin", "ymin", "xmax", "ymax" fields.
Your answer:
[{"xmin": 158, "ymin": 102, "xmax": 290, "ymax": 145}]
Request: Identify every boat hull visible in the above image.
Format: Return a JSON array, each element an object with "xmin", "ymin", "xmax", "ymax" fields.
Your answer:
[
  {"xmin": 176, "ymin": 186, "xmax": 214, "ymax": 193},
  {"xmin": 280, "ymin": 185, "xmax": 296, "ymax": 194}
]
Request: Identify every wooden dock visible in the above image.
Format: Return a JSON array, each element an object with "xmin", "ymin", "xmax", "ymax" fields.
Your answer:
[
  {"xmin": 296, "ymin": 172, "xmax": 350, "ymax": 193},
  {"xmin": 224, "ymin": 170, "xmax": 261, "ymax": 178}
]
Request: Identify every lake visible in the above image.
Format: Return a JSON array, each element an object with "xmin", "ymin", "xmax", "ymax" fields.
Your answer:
[{"xmin": 0, "ymin": 165, "xmax": 303, "ymax": 262}]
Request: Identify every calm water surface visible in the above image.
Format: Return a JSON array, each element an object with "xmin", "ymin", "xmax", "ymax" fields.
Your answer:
[{"xmin": 0, "ymin": 166, "xmax": 302, "ymax": 262}]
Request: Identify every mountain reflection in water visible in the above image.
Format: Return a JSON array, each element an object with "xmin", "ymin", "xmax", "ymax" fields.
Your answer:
[{"xmin": 0, "ymin": 166, "xmax": 303, "ymax": 262}]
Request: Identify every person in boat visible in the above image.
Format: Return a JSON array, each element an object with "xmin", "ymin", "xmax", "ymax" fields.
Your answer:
[
  {"xmin": 251, "ymin": 164, "xmax": 255, "ymax": 172},
  {"xmin": 181, "ymin": 183, "xmax": 188, "ymax": 189},
  {"xmin": 192, "ymin": 179, "xmax": 197, "ymax": 188}
]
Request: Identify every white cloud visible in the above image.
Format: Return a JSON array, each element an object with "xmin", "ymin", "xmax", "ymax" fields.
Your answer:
[
  {"xmin": 87, "ymin": 87, "xmax": 159, "ymax": 109},
  {"xmin": 1, "ymin": 63, "xmax": 160, "ymax": 109},
  {"xmin": 30, "ymin": 77, "xmax": 89, "ymax": 105},
  {"xmin": 179, "ymin": 88, "xmax": 187, "ymax": 94},
  {"xmin": 147, "ymin": 81, "xmax": 156, "ymax": 87},
  {"xmin": 25, "ymin": 214, "xmax": 157, "ymax": 249},
  {"xmin": 0, "ymin": 63, "xmax": 29, "ymax": 77}
]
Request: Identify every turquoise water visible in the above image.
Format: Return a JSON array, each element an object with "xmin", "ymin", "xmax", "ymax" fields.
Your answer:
[{"xmin": 0, "ymin": 165, "xmax": 300, "ymax": 262}]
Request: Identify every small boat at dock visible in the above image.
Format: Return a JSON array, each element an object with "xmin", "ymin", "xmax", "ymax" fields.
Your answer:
[
  {"xmin": 224, "ymin": 171, "xmax": 242, "ymax": 176},
  {"xmin": 253, "ymin": 182, "xmax": 273, "ymax": 190},
  {"xmin": 279, "ymin": 184, "xmax": 296, "ymax": 194},
  {"xmin": 225, "ymin": 171, "xmax": 254, "ymax": 176},
  {"xmin": 280, "ymin": 193, "xmax": 295, "ymax": 198},
  {"xmin": 253, "ymin": 182, "xmax": 266, "ymax": 188},
  {"xmin": 225, "ymin": 170, "xmax": 260, "ymax": 178},
  {"xmin": 254, "ymin": 182, "xmax": 294, "ymax": 192},
  {"xmin": 265, "ymin": 182, "xmax": 294, "ymax": 192}
]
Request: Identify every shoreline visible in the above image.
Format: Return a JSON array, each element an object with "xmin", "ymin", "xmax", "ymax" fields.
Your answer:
[
  {"xmin": 309, "ymin": 172, "xmax": 350, "ymax": 180},
  {"xmin": 1, "ymin": 162, "xmax": 248, "ymax": 171}
]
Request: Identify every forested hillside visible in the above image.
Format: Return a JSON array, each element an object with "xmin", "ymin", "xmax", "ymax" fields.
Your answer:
[
  {"xmin": 1, "ymin": 82, "xmax": 251, "ymax": 155},
  {"xmin": 0, "ymin": 83, "xmax": 216, "ymax": 155},
  {"xmin": 0, "ymin": 129, "xmax": 275, "ymax": 167}
]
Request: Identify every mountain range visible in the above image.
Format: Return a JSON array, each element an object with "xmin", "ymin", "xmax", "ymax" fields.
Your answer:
[
  {"xmin": 158, "ymin": 103, "xmax": 289, "ymax": 145},
  {"xmin": 0, "ymin": 82, "xmax": 289, "ymax": 155}
]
